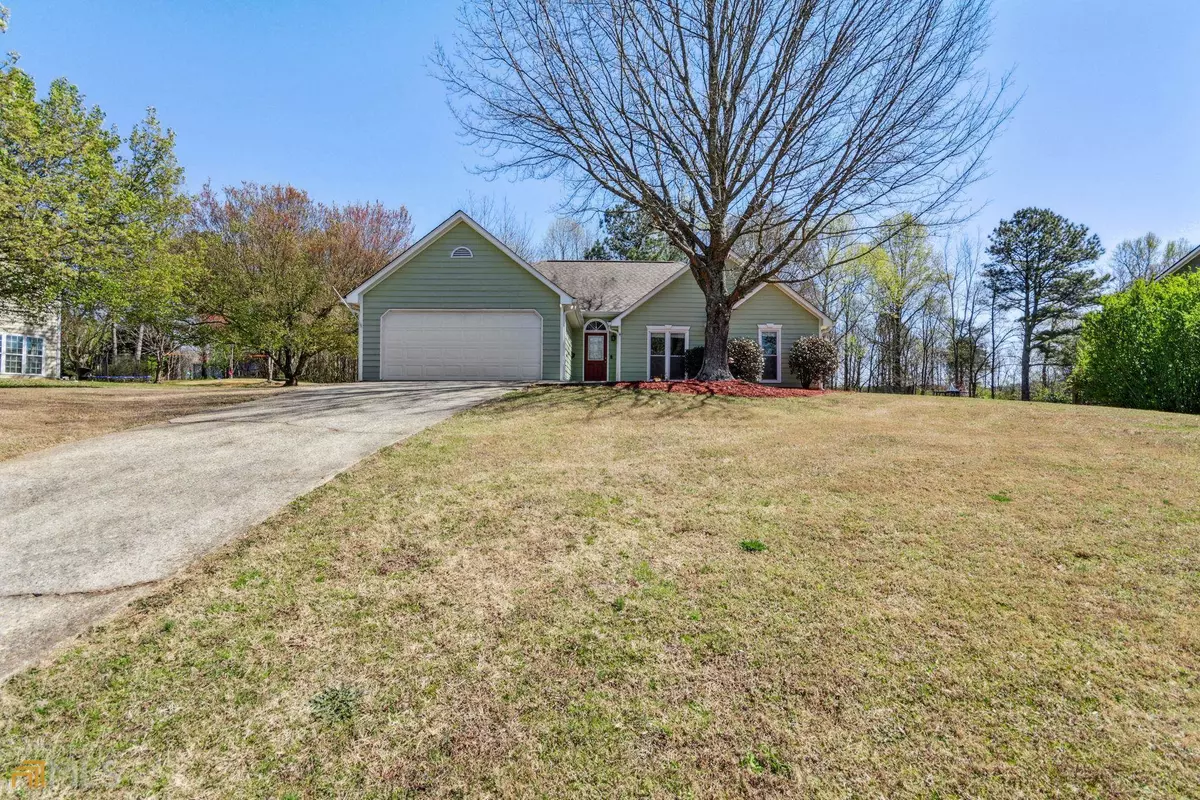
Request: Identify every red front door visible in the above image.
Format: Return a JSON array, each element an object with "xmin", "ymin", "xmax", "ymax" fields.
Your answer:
[{"xmin": 584, "ymin": 332, "xmax": 607, "ymax": 382}]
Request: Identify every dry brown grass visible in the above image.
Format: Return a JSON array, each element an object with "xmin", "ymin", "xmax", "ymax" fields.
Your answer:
[
  {"xmin": 2, "ymin": 388, "xmax": 1197, "ymax": 797},
  {"xmin": 0, "ymin": 379, "xmax": 279, "ymax": 461}
]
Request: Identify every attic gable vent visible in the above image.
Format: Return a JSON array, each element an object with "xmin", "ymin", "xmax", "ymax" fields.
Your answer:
[{"xmin": 450, "ymin": 246, "xmax": 474, "ymax": 258}]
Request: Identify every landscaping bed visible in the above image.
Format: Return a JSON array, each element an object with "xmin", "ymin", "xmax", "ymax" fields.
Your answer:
[{"xmin": 612, "ymin": 379, "xmax": 826, "ymax": 397}]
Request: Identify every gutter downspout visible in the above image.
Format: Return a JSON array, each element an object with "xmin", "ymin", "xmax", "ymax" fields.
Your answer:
[{"xmin": 614, "ymin": 325, "xmax": 621, "ymax": 382}]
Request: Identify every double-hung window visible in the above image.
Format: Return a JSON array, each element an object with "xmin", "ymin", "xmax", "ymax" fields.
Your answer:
[
  {"xmin": 648, "ymin": 327, "xmax": 688, "ymax": 380},
  {"xmin": 3, "ymin": 334, "xmax": 45, "ymax": 375},
  {"xmin": 758, "ymin": 325, "xmax": 782, "ymax": 383}
]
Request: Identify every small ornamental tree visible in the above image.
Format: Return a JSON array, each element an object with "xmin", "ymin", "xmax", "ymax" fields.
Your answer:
[
  {"xmin": 727, "ymin": 338, "xmax": 764, "ymax": 382},
  {"xmin": 789, "ymin": 336, "xmax": 838, "ymax": 389}
]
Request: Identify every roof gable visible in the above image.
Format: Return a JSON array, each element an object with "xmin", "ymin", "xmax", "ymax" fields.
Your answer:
[
  {"xmin": 608, "ymin": 264, "xmax": 695, "ymax": 324},
  {"xmin": 732, "ymin": 283, "xmax": 834, "ymax": 328},
  {"xmin": 346, "ymin": 211, "xmax": 573, "ymax": 304},
  {"xmin": 610, "ymin": 269, "xmax": 834, "ymax": 329}
]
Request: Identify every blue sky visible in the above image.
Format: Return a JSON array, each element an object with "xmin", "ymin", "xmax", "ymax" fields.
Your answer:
[{"xmin": 5, "ymin": 0, "xmax": 1199, "ymax": 261}]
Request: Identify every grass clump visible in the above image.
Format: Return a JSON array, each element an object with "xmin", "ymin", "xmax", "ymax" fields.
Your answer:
[
  {"xmin": 310, "ymin": 685, "xmax": 362, "ymax": 724},
  {"xmin": 739, "ymin": 538, "xmax": 768, "ymax": 552}
]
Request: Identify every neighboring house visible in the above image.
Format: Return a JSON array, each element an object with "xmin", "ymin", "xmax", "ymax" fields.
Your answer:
[
  {"xmin": 0, "ymin": 305, "xmax": 60, "ymax": 379},
  {"xmin": 347, "ymin": 211, "xmax": 832, "ymax": 385},
  {"xmin": 1158, "ymin": 243, "xmax": 1200, "ymax": 280}
]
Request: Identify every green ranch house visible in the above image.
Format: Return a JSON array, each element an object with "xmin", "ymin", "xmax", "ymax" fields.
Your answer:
[{"xmin": 346, "ymin": 211, "xmax": 832, "ymax": 385}]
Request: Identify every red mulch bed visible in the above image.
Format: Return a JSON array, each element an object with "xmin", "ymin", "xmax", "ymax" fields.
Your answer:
[{"xmin": 611, "ymin": 380, "xmax": 826, "ymax": 398}]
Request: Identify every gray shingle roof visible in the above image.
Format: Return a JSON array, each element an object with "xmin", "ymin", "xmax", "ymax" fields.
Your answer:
[{"xmin": 534, "ymin": 260, "xmax": 686, "ymax": 313}]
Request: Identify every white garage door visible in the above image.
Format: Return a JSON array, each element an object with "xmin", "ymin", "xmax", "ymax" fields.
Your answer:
[{"xmin": 380, "ymin": 310, "xmax": 542, "ymax": 380}]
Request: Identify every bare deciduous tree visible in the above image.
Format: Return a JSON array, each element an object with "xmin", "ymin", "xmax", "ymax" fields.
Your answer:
[
  {"xmin": 1109, "ymin": 232, "xmax": 1191, "ymax": 290},
  {"xmin": 540, "ymin": 217, "xmax": 590, "ymax": 260},
  {"xmin": 797, "ymin": 216, "xmax": 870, "ymax": 389},
  {"xmin": 437, "ymin": 0, "xmax": 1009, "ymax": 378},
  {"xmin": 943, "ymin": 235, "xmax": 989, "ymax": 394},
  {"xmin": 462, "ymin": 192, "xmax": 537, "ymax": 261}
]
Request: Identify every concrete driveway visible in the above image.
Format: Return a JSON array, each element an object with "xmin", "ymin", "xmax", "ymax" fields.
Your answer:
[{"xmin": 0, "ymin": 381, "xmax": 516, "ymax": 680}]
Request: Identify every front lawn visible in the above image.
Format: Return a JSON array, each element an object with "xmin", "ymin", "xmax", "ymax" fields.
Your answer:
[
  {"xmin": 0, "ymin": 379, "xmax": 278, "ymax": 461},
  {"xmin": 2, "ymin": 388, "xmax": 1197, "ymax": 796}
]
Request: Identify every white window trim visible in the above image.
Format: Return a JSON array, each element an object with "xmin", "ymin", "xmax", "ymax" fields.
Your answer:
[
  {"xmin": 758, "ymin": 324, "xmax": 783, "ymax": 384},
  {"xmin": 2, "ymin": 333, "xmax": 46, "ymax": 376},
  {"xmin": 450, "ymin": 246, "xmax": 473, "ymax": 258},
  {"xmin": 645, "ymin": 325, "xmax": 689, "ymax": 381}
]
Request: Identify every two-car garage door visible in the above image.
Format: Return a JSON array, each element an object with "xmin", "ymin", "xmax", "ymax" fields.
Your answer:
[{"xmin": 380, "ymin": 309, "xmax": 542, "ymax": 381}]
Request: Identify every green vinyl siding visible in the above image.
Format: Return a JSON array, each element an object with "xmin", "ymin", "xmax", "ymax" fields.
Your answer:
[
  {"xmin": 359, "ymin": 222, "xmax": 563, "ymax": 381},
  {"xmin": 729, "ymin": 284, "xmax": 822, "ymax": 386},
  {"xmin": 617, "ymin": 276, "xmax": 823, "ymax": 384},
  {"xmin": 616, "ymin": 271, "xmax": 706, "ymax": 381}
]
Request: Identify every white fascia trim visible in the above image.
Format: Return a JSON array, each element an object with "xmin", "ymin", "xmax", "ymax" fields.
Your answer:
[
  {"xmin": 757, "ymin": 323, "xmax": 783, "ymax": 383},
  {"xmin": 732, "ymin": 282, "xmax": 835, "ymax": 330},
  {"xmin": 565, "ymin": 304, "xmax": 584, "ymax": 329},
  {"xmin": 1159, "ymin": 242, "xmax": 1200, "ymax": 279},
  {"xmin": 609, "ymin": 264, "xmax": 693, "ymax": 325},
  {"xmin": 645, "ymin": 325, "xmax": 690, "ymax": 381},
  {"xmin": 346, "ymin": 210, "xmax": 575, "ymax": 304}
]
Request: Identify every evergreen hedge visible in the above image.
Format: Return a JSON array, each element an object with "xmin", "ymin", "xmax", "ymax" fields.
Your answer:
[{"xmin": 1075, "ymin": 273, "xmax": 1200, "ymax": 413}]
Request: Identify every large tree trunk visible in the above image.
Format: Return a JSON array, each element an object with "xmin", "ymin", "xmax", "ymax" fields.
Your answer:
[
  {"xmin": 889, "ymin": 311, "xmax": 903, "ymax": 390},
  {"xmin": 1019, "ymin": 322, "xmax": 1033, "ymax": 401},
  {"xmin": 697, "ymin": 295, "xmax": 734, "ymax": 381},
  {"xmin": 276, "ymin": 347, "xmax": 308, "ymax": 387}
]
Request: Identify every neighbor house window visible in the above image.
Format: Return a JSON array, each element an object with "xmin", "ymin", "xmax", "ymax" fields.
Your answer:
[
  {"xmin": 647, "ymin": 326, "xmax": 688, "ymax": 380},
  {"xmin": 758, "ymin": 325, "xmax": 782, "ymax": 383},
  {"xmin": 3, "ymin": 334, "xmax": 44, "ymax": 375}
]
